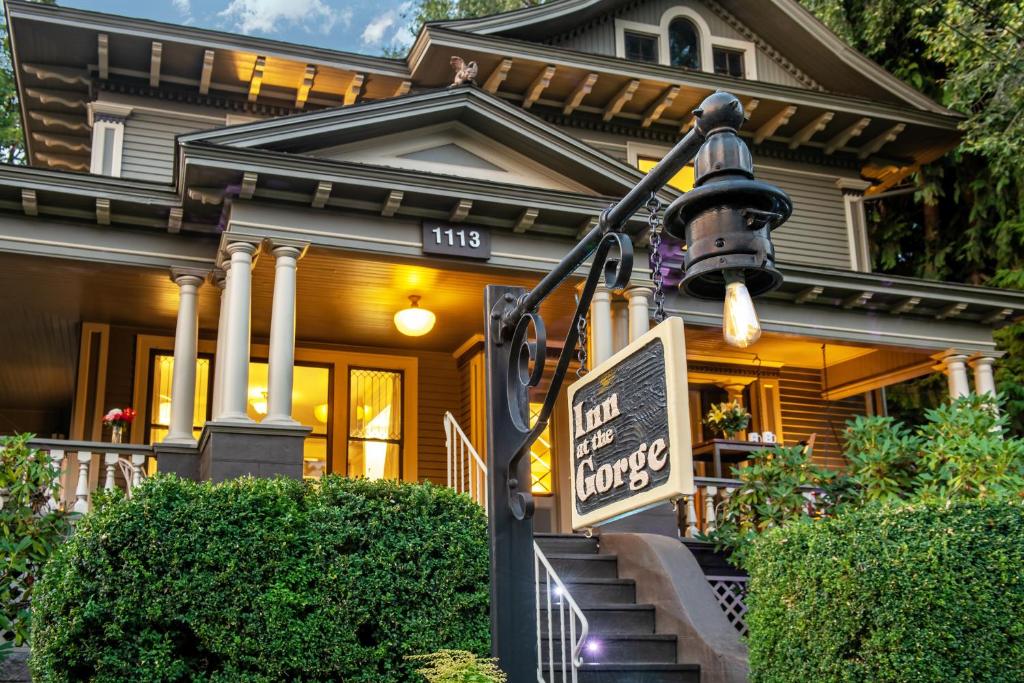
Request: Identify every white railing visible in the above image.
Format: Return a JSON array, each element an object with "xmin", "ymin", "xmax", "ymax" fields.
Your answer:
[
  {"xmin": 534, "ymin": 541, "xmax": 589, "ymax": 683},
  {"xmin": 681, "ymin": 476, "xmax": 739, "ymax": 537},
  {"xmin": 28, "ymin": 439, "xmax": 153, "ymax": 514},
  {"xmin": 444, "ymin": 411, "xmax": 488, "ymax": 511}
]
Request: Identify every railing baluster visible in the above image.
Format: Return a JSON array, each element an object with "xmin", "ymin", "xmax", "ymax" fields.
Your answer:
[
  {"xmin": 546, "ymin": 571, "xmax": 554, "ymax": 682},
  {"xmin": 73, "ymin": 451, "xmax": 92, "ymax": 514},
  {"xmin": 130, "ymin": 454, "xmax": 146, "ymax": 490},
  {"xmin": 47, "ymin": 449, "xmax": 64, "ymax": 511},
  {"xmin": 535, "ymin": 542, "xmax": 589, "ymax": 683},
  {"xmin": 103, "ymin": 453, "xmax": 118, "ymax": 491},
  {"xmin": 684, "ymin": 491, "xmax": 699, "ymax": 537},
  {"xmin": 559, "ymin": 583, "xmax": 567, "ymax": 681},
  {"xmin": 704, "ymin": 485, "xmax": 718, "ymax": 534}
]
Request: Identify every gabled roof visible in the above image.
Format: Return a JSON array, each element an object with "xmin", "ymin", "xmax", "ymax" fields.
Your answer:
[
  {"xmin": 180, "ymin": 86, "xmax": 658, "ymax": 199},
  {"xmin": 433, "ymin": 0, "xmax": 949, "ymax": 115}
]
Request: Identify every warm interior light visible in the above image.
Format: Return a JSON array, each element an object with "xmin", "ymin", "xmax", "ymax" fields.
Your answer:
[
  {"xmin": 313, "ymin": 403, "xmax": 329, "ymax": 424},
  {"xmin": 364, "ymin": 405, "xmax": 393, "ymax": 480},
  {"xmin": 157, "ymin": 395, "xmax": 172, "ymax": 426},
  {"xmin": 722, "ymin": 270, "xmax": 762, "ymax": 348},
  {"xmin": 394, "ymin": 295, "xmax": 436, "ymax": 337},
  {"xmin": 249, "ymin": 387, "xmax": 268, "ymax": 416}
]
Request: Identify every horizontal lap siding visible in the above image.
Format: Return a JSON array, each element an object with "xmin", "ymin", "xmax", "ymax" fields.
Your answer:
[
  {"xmin": 758, "ymin": 167, "xmax": 851, "ymax": 270},
  {"xmin": 416, "ymin": 350, "xmax": 460, "ymax": 485},
  {"xmin": 122, "ymin": 113, "xmax": 212, "ymax": 184},
  {"xmin": 780, "ymin": 367, "xmax": 865, "ymax": 469}
]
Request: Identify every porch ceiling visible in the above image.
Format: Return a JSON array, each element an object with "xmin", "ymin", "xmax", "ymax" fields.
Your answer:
[{"xmin": 684, "ymin": 326, "xmax": 877, "ymax": 369}]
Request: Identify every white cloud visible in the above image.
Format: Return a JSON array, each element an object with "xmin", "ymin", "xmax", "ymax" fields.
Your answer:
[
  {"xmin": 362, "ymin": 1, "xmax": 413, "ymax": 46},
  {"xmin": 172, "ymin": 0, "xmax": 193, "ymax": 20},
  {"xmin": 219, "ymin": 0, "xmax": 352, "ymax": 36}
]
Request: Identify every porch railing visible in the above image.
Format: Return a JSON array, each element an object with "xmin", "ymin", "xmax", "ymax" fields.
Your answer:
[
  {"xmin": 443, "ymin": 411, "xmax": 487, "ymax": 511},
  {"xmin": 27, "ymin": 439, "xmax": 153, "ymax": 514},
  {"xmin": 534, "ymin": 541, "xmax": 589, "ymax": 683}
]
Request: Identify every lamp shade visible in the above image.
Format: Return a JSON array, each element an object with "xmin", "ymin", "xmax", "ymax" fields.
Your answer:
[{"xmin": 394, "ymin": 295, "xmax": 436, "ymax": 337}]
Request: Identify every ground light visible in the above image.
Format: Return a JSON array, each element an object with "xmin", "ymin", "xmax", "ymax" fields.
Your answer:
[{"xmin": 393, "ymin": 295, "xmax": 436, "ymax": 336}]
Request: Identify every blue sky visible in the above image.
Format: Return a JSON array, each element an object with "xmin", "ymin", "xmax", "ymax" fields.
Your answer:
[{"xmin": 63, "ymin": 0, "xmax": 417, "ymax": 56}]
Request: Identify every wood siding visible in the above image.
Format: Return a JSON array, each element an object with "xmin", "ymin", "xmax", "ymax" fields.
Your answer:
[
  {"xmin": 549, "ymin": 0, "xmax": 807, "ymax": 88},
  {"xmin": 121, "ymin": 112, "xmax": 211, "ymax": 184},
  {"xmin": 415, "ymin": 349, "xmax": 461, "ymax": 484},
  {"xmin": 779, "ymin": 366, "xmax": 865, "ymax": 469},
  {"xmin": 759, "ymin": 166, "xmax": 851, "ymax": 269}
]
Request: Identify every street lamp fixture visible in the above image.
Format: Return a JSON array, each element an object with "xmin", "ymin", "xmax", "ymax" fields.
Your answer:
[{"xmin": 664, "ymin": 91, "xmax": 792, "ymax": 348}]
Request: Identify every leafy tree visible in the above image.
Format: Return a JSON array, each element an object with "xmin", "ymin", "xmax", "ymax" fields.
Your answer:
[{"xmin": 0, "ymin": 0, "xmax": 53, "ymax": 165}]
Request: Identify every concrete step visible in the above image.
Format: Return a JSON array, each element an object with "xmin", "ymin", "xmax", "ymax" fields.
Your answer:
[
  {"xmin": 541, "ymin": 633, "xmax": 678, "ymax": 664},
  {"xmin": 547, "ymin": 553, "xmax": 619, "ymax": 580},
  {"xmin": 541, "ymin": 662, "xmax": 701, "ymax": 683},
  {"xmin": 554, "ymin": 578, "xmax": 636, "ymax": 606},
  {"xmin": 535, "ymin": 533, "xmax": 600, "ymax": 555},
  {"xmin": 540, "ymin": 604, "xmax": 656, "ymax": 635}
]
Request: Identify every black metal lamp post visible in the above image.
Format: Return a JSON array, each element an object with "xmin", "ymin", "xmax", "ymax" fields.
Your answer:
[
  {"xmin": 664, "ymin": 91, "xmax": 792, "ymax": 348},
  {"xmin": 483, "ymin": 91, "xmax": 790, "ymax": 682}
]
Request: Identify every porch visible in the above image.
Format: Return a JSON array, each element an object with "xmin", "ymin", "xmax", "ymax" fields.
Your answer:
[{"xmin": 1, "ymin": 237, "xmax": 999, "ymax": 532}]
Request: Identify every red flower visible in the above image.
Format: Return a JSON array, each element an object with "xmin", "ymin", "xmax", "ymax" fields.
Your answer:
[{"xmin": 122, "ymin": 408, "xmax": 137, "ymax": 423}]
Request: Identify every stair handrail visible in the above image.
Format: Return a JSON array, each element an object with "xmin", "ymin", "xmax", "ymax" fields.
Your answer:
[
  {"xmin": 443, "ymin": 411, "xmax": 488, "ymax": 511},
  {"xmin": 534, "ymin": 541, "xmax": 590, "ymax": 683}
]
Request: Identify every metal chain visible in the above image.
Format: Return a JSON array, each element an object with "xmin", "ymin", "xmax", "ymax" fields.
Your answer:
[
  {"xmin": 576, "ymin": 311, "xmax": 588, "ymax": 377},
  {"xmin": 646, "ymin": 193, "xmax": 667, "ymax": 322}
]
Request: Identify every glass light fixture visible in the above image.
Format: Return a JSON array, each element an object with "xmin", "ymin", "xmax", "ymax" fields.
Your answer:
[
  {"xmin": 393, "ymin": 295, "xmax": 436, "ymax": 337},
  {"xmin": 313, "ymin": 403, "xmax": 329, "ymax": 424},
  {"xmin": 248, "ymin": 387, "xmax": 268, "ymax": 416},
  {"xmin": 722, "ymin": 270, "xmax": 761, "ymax": 348}
]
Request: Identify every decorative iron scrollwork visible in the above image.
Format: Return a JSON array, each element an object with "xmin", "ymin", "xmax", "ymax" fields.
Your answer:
[{"xmin": 493, "ymin": 230, "xmax": 634, "ymax": 520}]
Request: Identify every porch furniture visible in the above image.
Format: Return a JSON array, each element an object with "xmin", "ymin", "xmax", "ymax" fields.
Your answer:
[{"xmin": 692, "ymin": 438, "xmax": 774, "ymax": 478}]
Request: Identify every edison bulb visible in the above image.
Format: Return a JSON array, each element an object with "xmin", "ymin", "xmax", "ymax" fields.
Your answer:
[{"xmin": 722, "ymin": 270, "xmax": 761, "ymax": 348}]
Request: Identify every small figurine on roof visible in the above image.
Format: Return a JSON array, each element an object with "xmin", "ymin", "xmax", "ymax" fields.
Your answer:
[{"xmin": 449, "ymin": 56, "xmax": 478, "ymax": 87}]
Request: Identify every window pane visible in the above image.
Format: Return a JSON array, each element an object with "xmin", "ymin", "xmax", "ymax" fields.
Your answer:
[
  {"xmin": 529, "ymin": 403, "xmax": 553, "ymax": 495},
  {"xmin": 248, "ymin": 361, "xmax": 331, "ymax": 476},
  {"xmin": 625, "ymin": 32, "xmax": 658, "ymax": 63},
  {"xmin": 713, "ymin": 48, "xmax": 745, "ymax": 78},
  {"xmin": 669, "ymin": 18, "xmax": 700, "ymax": 69},
  {"xmin": 637, "ymin": 157, "xmax": 694, "ymax": 192},
  {"xmin": 148, "ymin": 354, "xmax": 210, "ymax": 446},
  {"xmin": 347, "ymin": 368, "xmax": 402, "ymax": 480},
  {"xmin": 304, "ymin": 437, "xmax": 328, "ymax": 479}
]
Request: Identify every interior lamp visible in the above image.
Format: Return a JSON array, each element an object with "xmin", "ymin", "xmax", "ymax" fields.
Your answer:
[
  {"xmin": 313, "ymin": 403, "xmax": 329, "ymax": 424},
  {"xmin": 664, "ymin": 92, "xmax": 792, "ymax": 349},
  {"xmin": 394, "ymin": 295, "xmax": 436, "ymax": 337}
]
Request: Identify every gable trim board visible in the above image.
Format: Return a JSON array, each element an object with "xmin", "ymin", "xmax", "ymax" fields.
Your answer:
[
  {"xmin": 179, "ymin": 87, "xmax": 659, "ymax": 199},
  {"xmin": 613, "ymin": 4, "xmax": 758, "ymax": 80},
  {"xmin": 414, "ymin": 27, "xmax": 960, "ymax": 132},
  {"xmin": 432, "ymin": 0, "xmax": 951, "ymax": 116}
]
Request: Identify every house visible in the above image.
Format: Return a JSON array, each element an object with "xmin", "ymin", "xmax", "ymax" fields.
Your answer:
[{"xmin": 5, "ymin": 0, "xmax": 1021, "ymax": 679}]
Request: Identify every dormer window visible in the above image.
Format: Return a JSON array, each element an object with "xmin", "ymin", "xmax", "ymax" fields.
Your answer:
[
  {"xmin": 624, "ymin": 31, "xmax": 658, "ymax": 63},
  {"xmin": 615, "ymin": 8, "xmax": 758, "ymax": 80},
  {"xmin": 713, "ymin": 47, "xmax": 745, "ymax": 78},
  {"xmin": 668, "ymin": 18, "xmax": 700, "ymax": 70}
]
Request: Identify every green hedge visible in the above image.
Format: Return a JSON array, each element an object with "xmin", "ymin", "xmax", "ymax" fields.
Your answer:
[
  {"xmin": 746, "ymin": 500, "xmax": 1024, "ymax": 682},
  {"xmin": 30, "ymin": 475, "xmax": 490, "ymax": 682}
]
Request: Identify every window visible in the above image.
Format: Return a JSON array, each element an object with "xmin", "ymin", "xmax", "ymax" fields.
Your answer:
[
  {"xmin": 528, "ymin": 403, "xmax": 553, "ymax": 495},
  {"xmin": 624, "ymin": 31, "xmax": 658, "ymax": 63},
  {"xmin": 637, "ymin": 156, "xmax": 695, "ymax": 192},
  {"xmin": 245, "ymin": 361, "xmax": 331, "ymax": 479},
  {"xmin": 146, "ymin": 352, "xmax": 212, "ymax": 444},
  {"xmin": 668, "ymin": 18, "xmax": 701, "ymax": 70},
  {"xmin": 346, "ymin": 368, "xmax": 403, "ymax": 481},
  {"xmin": 713, "ymin": 47, "xmax": 745, "ymax": 78}
]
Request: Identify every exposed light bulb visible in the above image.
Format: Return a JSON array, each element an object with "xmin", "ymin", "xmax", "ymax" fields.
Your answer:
[{"xmin": 722, "ymin": 270, "xmax": 761, "ymax": 348}]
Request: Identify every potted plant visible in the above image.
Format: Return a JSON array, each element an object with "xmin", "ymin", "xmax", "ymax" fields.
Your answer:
[{"xmin": 704, "ymin": 400, "xmax": 750, "ymax": 439}]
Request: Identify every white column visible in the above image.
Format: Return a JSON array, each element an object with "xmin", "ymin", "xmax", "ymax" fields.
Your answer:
[
  {"xmin": 219, "ymin": 241, "xmax": 258, "ymax": 422},
  {"xmin": 623, "ymin": 286, "xmax": 654, "ymax": 342},
  {"xmin": 264, "ymin": 243, "xmax": 305, "ymax": 425},
  {"xmin": 970, "ymin": 356, "xmax": 998, "ymax": 397},
  {"xmin": 164, "ymin": 270, "xmax": 204, "ymax": 444},
  {"xmin": 210, "ymin": 267, "xmax": 229, "ymax": 419},
  {"xmin": 941, "ymin": 353, "xmax": 971, "ymax": 399},
  {"xmin": 611, "ymin": 298, "xmax": 629, "ymax": 353},
  {"xmin": 591, "ymin": 285, "xmax": 614, "ymax": 365}
]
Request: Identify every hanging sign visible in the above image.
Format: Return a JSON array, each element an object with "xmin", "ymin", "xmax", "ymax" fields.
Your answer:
[
  {"xmin": 568, "ymin": 316, "xmax": 694, "ymax": 530},
  {"xmin": 422, "ymin": 221, "xmax": 491, "ymax": 260}
]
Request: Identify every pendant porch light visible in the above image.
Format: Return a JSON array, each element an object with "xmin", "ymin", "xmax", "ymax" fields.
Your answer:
[{"xmin": 394, "ymin": 295, "xmax": 436, "ymax": 337}]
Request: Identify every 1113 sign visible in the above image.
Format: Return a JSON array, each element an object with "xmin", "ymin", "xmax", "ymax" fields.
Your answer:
[{"xmin": 422, "ymin": 221, "xmax": 491, "ymax": 260}]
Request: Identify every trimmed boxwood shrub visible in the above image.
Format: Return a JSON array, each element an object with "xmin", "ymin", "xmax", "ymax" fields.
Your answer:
[
  {"xmin": 30, "ymin": 475, "xmax": 490, "ymax": 682},
  {"xmin": 746, "ymin": 500, "xmax": 1024, "ymax": 682}
]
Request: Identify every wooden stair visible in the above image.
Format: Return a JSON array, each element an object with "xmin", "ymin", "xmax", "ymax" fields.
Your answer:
[{"xmin": 535, "ymin": 533, "xmax": 701, "ymax": 683}]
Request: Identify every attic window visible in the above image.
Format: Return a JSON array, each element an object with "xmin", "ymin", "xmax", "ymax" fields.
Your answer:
[
  {"xmin": 668, "ymin": 18, "xmax": 701, "ymax": 70},
  {"xmin": 713, "ymin": 47, "xmax": 746, "ymax": 79},
  {"xmin": 624, "ymin": 31, "xmax": 658, "ymax": 63}
]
